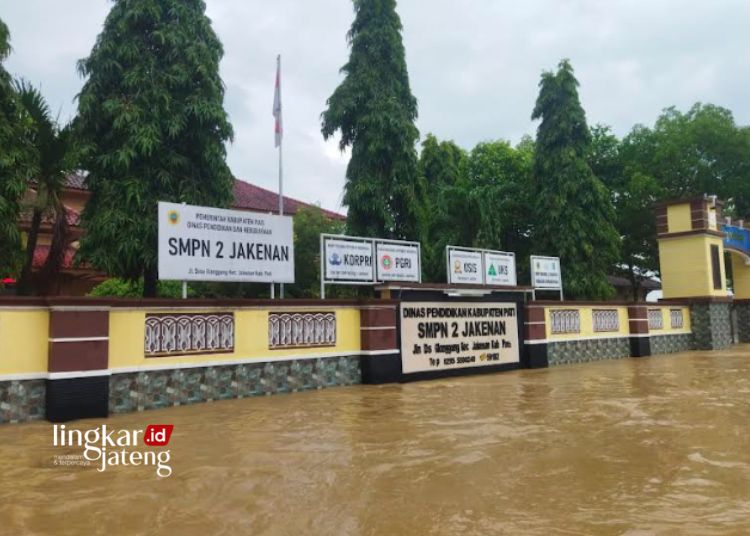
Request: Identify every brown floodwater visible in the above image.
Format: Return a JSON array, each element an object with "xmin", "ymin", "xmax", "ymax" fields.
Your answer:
[{"xmin": 2, "ymin": 347, "xmax": 750, "ymax": 535}]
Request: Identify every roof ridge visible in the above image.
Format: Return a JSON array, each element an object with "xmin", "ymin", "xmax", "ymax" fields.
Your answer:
[{"xmin": 61, "ymin": 173, "xmax": 346, "ymax": 220}]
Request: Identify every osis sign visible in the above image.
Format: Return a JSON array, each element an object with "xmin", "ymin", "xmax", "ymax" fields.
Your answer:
[{"xmin": 448, "ymin": 249, "xmax": 483, "ymax": 285}]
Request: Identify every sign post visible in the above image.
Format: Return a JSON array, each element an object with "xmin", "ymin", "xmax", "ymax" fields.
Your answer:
[
  {"xmin": 375, "ymin": 240, "xmax": 421, "ymax": 283},
  {"xmin": 483, "ymin": 251, "xmax": 517, "ymax": 286},
  {"xmin": 446, "ymin": 247, "xmax": 483, "ymax": 285},
  {"xmin": 399, "ymin": 301, "xmax": 521, "ymax": 375},
  {"xmin": 320, "ymin": 234, "xmax": 421, "ymax": 299},
  {"xmin": 530, "ymin": 255, "xmax": 563, "ymax": 301},
  {"xmin": 158, "ymin": 201, "xmax": 295, "ymax": 284},
  {"xmin": 445, "ymin": 246, "xmax": 517, "ymax": 287}
]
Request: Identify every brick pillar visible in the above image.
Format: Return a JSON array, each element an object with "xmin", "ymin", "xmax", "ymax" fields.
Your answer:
[
  {"xmin": 627, "ymin": 305, "xmax": 651, "ymax": 357},
  {"xmin": 359, "ymin": 302, "xmax": 401, "ymax": 384},
  {"xmin": 46, "ymin": 306, "xmax": 110, "ymax": 422},
  {"xmin": 523, "ymin": 304, "xmax": 548, "ymax": 368}
]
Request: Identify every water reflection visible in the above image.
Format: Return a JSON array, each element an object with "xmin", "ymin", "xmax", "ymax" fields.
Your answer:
[{"xmin": 1, "ymin": 348, "xmax": 750, "ymax": 535}]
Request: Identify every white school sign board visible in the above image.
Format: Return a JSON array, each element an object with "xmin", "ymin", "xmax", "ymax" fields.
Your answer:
[
  {"xmin": 376, "ymin": 242, "xmax": 420, "ymax": 282},
  {"xmin": 448, "ymin": 249, "xmax": 483, "ymax": 285},
  {"xmin": 158, "ymin": 201, "xmax": 294, "ymax": 283},
  {"xmin": 483, "ymin": 252, "xmax": 517, "ymax": 286},
  {"xmin": 530, "ymin": 255, "xmax": 562, "ymax": 289},
  {"xmin": 400, "ymin": 302, "xmax": 520, "ymax": 374},
  {"xmin": 324, "ymin": 238, "xmax": 374, "ymax": 281}
]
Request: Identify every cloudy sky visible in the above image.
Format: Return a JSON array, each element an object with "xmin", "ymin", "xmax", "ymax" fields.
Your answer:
[{"xmin": 3, "ymin": 0, "xmax": 749, "ymax": 214}]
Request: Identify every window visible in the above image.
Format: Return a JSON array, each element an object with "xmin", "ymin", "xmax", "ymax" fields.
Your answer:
[
  {"xmin": 711, "ymin": 244, "xmax": 722, "ymax": 290},
  {"xmin": 550, "ymin": 309, "xmax": 581, "ymax": 334},
  {"xmin": 648, "ymin": 309, "xmax": 664, "ymax": 330},
  {"xmin": 670, "ymin": 309, "xmax": 684, "ymax": 329},
  {"xmin": 592, "ymin": 309, "xmax": 619, "ymax": 332}
]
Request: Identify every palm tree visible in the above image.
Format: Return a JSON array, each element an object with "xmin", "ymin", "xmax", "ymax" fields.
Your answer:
[{"xmin": 15, "ymin": 80, "xmax": 75, "ymax": 295}]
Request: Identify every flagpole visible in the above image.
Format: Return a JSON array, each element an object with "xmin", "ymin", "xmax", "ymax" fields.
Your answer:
[{"xmin": 277, "ymin": 54, "xmax": 285, "ymax": 299}]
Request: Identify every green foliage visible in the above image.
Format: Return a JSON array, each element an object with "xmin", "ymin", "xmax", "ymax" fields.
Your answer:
[
  {"xmin": 417, "ymin": 134, "xmax": 469, "ymax": 280},
  {"xmin": 418, "ymin": 134, "xmax": 466, "ymax": 193},
  {"xmin": 75, "ymin": 0, "xmax": 234, "ymax": 296},
  {"xmin": 416, "ymin": 135, "xmax": 534, "ymax": 282},
  {"xmin": 0, "ymin": 18, "xmax": 37, "ymax": 278},
  {"xmin": 467, "ymin": 139, "xmax": 533, "ymax": 256},
  {"xmin": 88, "ymin": 277, "xmax": 186, "ymax": 298},
  {"xmin": 285, "ymin": 206, "xmax": 345, "ymax": 298},
  {"xmin": 589, "ymin": 105, "xmax": 750, "ymax": 299},
  {"xmin": 321, "ymin": 0, "xmax": 420, "ymax": 240},
  {"xmin": 531, "ymin": 60, "xmax": 619, "ymax": 299},
  {"xmin": 623, "ymin": 104, "xmax": 750, "ymax": 215},
  {"xmin": 589, "ymin": 125, "xmax": 662, "ymax": 299}
]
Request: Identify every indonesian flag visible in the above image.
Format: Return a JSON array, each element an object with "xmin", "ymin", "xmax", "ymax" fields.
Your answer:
[{"xmin": 273, "ymin": 55, "xmax": 282, "ymax": 148}]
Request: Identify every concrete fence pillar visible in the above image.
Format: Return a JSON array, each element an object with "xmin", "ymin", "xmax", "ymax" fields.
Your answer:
[
  {"xmin": 359, "ymin": 302, "xmax": 401, "ymax": 384},
  {"xmin": 627, "ymin": 305, "xmax": 651, "ymax": 357},
  {"xmin": 523, "ymin": 304, "xmax": 548, "ymax": 368},
  {"xmin": 46, "ymin": 306, "xmax": 110, "ymax": 422}
]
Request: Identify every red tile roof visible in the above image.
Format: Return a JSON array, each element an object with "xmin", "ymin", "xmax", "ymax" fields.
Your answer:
[
  {"xmin": 232, "ymin": 180, "xmax": 345, "ymax": 220},
  {"xmin": 62, "ymin": 174, "xmax": 345, "ymax": 221}
]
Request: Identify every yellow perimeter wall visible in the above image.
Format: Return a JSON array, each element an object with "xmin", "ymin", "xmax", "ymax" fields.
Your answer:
[
  {"xmin": 647, "ymin": 306, "xmax": 692, "ymax": 335},
  {"xmin": 545, "ymin": 306, "xmax": 629, "ymax": 341},
  {"xmin": 0, "ymin": 310, "xmax": 49, "ymax": 375},
  {"xmin": 0, "ymin": 303, "xmax": 696, "ymax": 376},
  {"xmin": 109, "ymin": 307, "xmax": 361, "ymax": 370},
  {"xmin": 544, "ymin": 305, "xmax": 691, "ymax": 340}
]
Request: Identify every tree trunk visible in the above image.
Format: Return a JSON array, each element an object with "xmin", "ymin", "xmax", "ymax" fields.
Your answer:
[
  {"xmin": 17, "ymin": 209, "xmax": 43, "ymax": 295},
  {"xmin": 38, "ymin": 206, "xmax": 69, "ymax": 295},
  {"xmin": 143, "ymin": 266, "xmax": 158, "ymax": 297}
]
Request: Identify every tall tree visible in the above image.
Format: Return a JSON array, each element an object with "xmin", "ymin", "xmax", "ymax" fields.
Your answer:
[
  {"xmin": 417, "ymin": 134, "xmax": 469, "ymax": 280},
  {"xmin": 0, "ymin": 19, "xmax": 37, "ymax": 281},
  {"xmin": 467, "ymin": 139, "xmax": 533, "ymax": 256},
  {"xmin": 590, "ymin": 125, "xmax": 662, "ymax": 300},
  {"xmin": 321, "ymin": 0, "xmax": 420, "ymax": 240},
  {"xmin": 531, "ymin": 60, "xmax": 619, "ymax": 299},
  {"xmin": 76, "ymin": 0, "xmax": 233, "ymax": 296},
  {"xmin": 622, "ymin": 104, "xmax": 750, "ymax": 216},
  {"xmin": 15, "ymin": 81, "xmax": 76, "ymax": 295}
]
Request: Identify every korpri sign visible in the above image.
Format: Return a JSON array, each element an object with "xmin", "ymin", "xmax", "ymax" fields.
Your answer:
[
  {"xmin": 447, "ymin": 248, "xmax": 483, "ymax": 285},
  {"xmin": 400, "ymin": 301, "xmax": 520, "ymax": 374},
  {"xmin": 376, "ymin": 242, "xmax": 420, "ymax": 282},
  {"xmin": 483, "ymin": 251, "xmax": 517, "ymax": 286},
  {"xmin": 324, "ymin": 238, "xmax": 374, "ymax": 281},
  {"xmin": 158, "ymin": 201, "xmax": 294, "ymax": 283},
  {"xmin": 530, "ymin": 255, "xmax": 562, "ymax": 289}
]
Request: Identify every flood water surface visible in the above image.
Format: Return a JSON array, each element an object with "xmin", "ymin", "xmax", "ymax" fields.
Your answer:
[{"xmin": 2, "ymin": 349, "xmax": 750, "ymax": 535}]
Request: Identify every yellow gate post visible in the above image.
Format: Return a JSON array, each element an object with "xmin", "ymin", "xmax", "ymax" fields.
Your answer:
[{"xmin": 655, "ymin": 196, "xmax": 732, "ymax": 349}]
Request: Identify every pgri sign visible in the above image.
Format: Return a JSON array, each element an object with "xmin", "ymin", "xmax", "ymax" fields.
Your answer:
[{"xmin": 376, "ymin": 243, "xmax": 421, "ymax": 282}]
